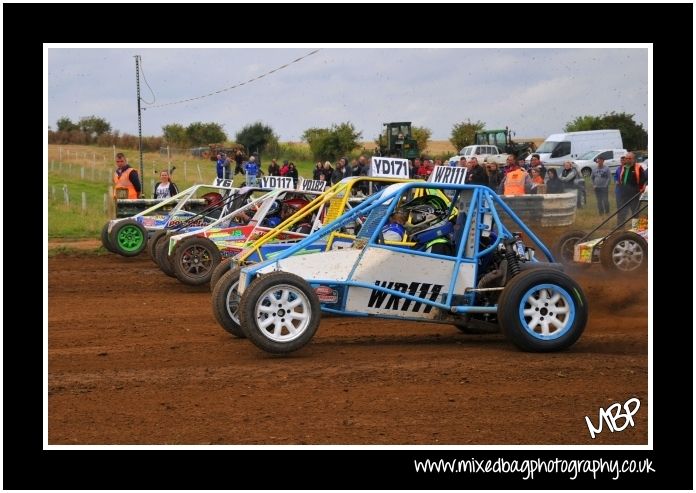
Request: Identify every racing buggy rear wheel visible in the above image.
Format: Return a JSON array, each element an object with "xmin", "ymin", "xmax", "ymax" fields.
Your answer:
[
  {"xmin": 147, "ymin": 230, "xmax": 168, "ymax": 263},
  {"xmin": 599, "ymin": 231, "xmax": 647, "ymax": 274},
  {"xmin": 210, "ymin": 257, "xmax": 233, "ymax": 292},
  {"xmin": 211, "ymin": 266, "xmax": 245, "ymax": 338},
  {"xmin": 239, "ymin": 272, "xmax": 321, "ymax": 354},
  {"xmin": 155, "ymin": 234, "xmax": 176, "ymax": 278},
  {"xmin": 497, "ymin": 268, "xmax": 587, "ymax": 352},
  {"xmin": 101, "ymin": 222, "xmax": 119, "ymax": 254},
  {"xmin": 553, "ymin": 230, "xmax": 589, "ymax": 267},
  {"xmin": 109, "ymin": 219, "xmax": 148, "ymax": 257},
  {"xmin": 173, "ymin": 237, "xmax": 222, "ymax": 286}
]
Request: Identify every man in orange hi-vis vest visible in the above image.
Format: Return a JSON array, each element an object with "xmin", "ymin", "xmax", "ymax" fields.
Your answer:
[
  {"xmin": 499, "ymin": 154, "xmax": 533, "ymax": 196},
  {"xmin": 113, "ymin": 153, "xmax": 142, "ymax": 199}
]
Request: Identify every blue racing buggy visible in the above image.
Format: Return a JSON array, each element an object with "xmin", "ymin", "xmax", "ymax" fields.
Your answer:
[{"xmin": 234, "ymin": 174, "xmax": 588, "ymax": 354}]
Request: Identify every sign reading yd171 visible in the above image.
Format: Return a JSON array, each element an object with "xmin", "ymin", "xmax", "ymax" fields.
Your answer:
[{"xmin": 370, "ymin": 157, "xmax": 410, "ymax": 178}]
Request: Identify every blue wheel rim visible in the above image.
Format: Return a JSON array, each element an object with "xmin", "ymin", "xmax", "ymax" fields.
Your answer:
[{"xmin": 517, "ymin": 283, "xmax": 575, "ymax": 340}]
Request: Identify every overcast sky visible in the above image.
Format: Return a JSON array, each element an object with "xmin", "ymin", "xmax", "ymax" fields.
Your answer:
[{"xmin": 46, "ymin": 45, "xmax": 649, "ymax": 143}]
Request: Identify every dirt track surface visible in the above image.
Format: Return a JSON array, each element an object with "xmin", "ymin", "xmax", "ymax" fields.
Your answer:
[{"xmin": 48, "ymin": 254, "xmax": 648, "ymax": 445}]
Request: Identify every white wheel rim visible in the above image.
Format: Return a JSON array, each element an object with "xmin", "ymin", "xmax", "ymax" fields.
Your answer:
[
  {"xmin": 253, "ymin": 284, "xmax": 311, "ymax": 342},
  {"xmin": 611, "ymin": 239, "xmax": 644, "ymax": 271},
  {"xmin": 224, "ymin": 278, "xmax": 240, "ymax": 325}
]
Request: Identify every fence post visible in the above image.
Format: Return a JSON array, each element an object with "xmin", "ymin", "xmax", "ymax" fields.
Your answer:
[
  {"xmin": 113, "ymin": 145, "xmax": 116, "ymax": 163},
  {"xmin": 150, "ymin": 179, "xmax": 155, "ymax": 197},
  {"xmin": 63, "ymin": 185, "xmax": 69, "ymax": 207},
  {"xmin": 103, "ymin": 193, "xmax": 108, "ymax": 213},
  {"xmin": 80, "ymin": 167, "xmax": 85, "ymax": 180},
  {"xmin": 59, "ymin": 146, "xmax": 63, "ymax": 162},
  {"xmin": 51, "ymin": 185, "xmax": 55, "ymax": 200},
  {"xmin": 82, "ymin": 192, "xmax": 87, "ymax": 214},
  {"xmin": 184, "ymin": 161, "xmax": 187, "ymax": 180},
  {"xmin": 197, "ymin": 164, "xmax": 202, "ymax": 181},
  {"xmin": 167, "ymin": 146, "xmax": 171, "ymax": 173},
  {"xmin": 107, "ymin": 186, "xmax": 115, "ymax": 218}
]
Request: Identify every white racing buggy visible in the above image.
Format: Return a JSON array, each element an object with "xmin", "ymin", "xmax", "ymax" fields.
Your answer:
[
  {"xmin": 235, "ymin": 169, "xmax": 589, "ymax": 354},
  {"xmin": 101, "ymin": 179, "xmax": 239, "ymax": 257},
  {"xmin": 554, "ymin": 188, "xmax": 648, "ymax": 273}
]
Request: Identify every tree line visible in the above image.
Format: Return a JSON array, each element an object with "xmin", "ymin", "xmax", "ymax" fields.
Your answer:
[{"xmin": 48, "ymin": 111, "xmax": 648, "ymax": 158}]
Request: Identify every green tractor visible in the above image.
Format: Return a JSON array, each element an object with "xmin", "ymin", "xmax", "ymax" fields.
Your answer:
[
  {"xmin": 375, "ymin": 122, "xmax": 419, "ymax": 160},
  {"xmin": 475, "ymin": 127, "xmax": 536, "ymax": 161}
]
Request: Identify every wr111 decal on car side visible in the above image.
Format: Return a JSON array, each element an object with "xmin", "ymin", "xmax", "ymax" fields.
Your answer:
[{"xmin": 367, "ymin": 281, "xmax": 443, "ymax": 313}]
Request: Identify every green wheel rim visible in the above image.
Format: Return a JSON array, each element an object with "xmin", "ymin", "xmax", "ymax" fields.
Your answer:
[{"xmin": 117, "ymin": 225, "xmax": 145, "ymax": 252}]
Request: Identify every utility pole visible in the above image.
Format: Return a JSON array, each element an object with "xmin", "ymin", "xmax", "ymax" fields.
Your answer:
[{"xmin": 134, "ymin": 55, "xmax": 144, "ymax": 197}]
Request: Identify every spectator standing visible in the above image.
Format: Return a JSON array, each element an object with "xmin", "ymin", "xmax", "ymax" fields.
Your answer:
[
  {"xmin": 528, "ymin": 154, "xmax": 547, "ymax": 179},
  {"xmin": 322, "ymin": 161, "xmax": 333, "ymax": 186},
  {"xmin": 286, "ymin": 162, "xmax": 299, "ymax": 187},
  {"xmin": 268, "ymin": 158, "xmax": 281, "ymax": 177},
  {"xmin": 559, "ymin": 161, "xmax": 583, "ymax": 207},
  {"xmin": 498, "ymin": 155, "xmax": 533, "ymax": 195},
  {"xmin": 113, "ymin": 152, "xmax": 142, "ymax": 199},
  {"xmin": 154, "ymin": 169, "xmax": 179, "ymax": 199},
  {"xmin": 216, "ymin": 153, "xmax": 231, "ymax": 179},
  {"xmin": 312, "ymin": 161, "xmax": 323, "ymax": 180},
  {"xmin": 331, "ymin": 157, "xmax": 352, "ymax": 185},
  {"xmin": 590, "ymin": 156, "xmax": 611, "ymax": 215},
  {"xmin": 545, "ymin": 168, "xmax": 564, "ymax": 193},
  {"xmin": 485, "ymin": 162, "xmax": 504, "ymax": 191},
  {"xmin": 244, "ymin": 156, "xmax": 259, "ymax": 187},
  {"xmin": 280, "ymin": 160, "xmax": 290, "ymax": 176},
  {"xmin": 615, "ymin": 152, "xmax": 647, "ymax": 226},
  {"xmin": 466, "ymin": 157, "xmax": 488, "ymax": 186},
  {"xmin": 234, "ymin": 149, "xmax": 245, "ymax": 175}
]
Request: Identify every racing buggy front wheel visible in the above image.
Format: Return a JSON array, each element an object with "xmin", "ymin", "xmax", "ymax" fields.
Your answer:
[
  {"xmin": 210, "ymin": 257, "xmax": 233, "ymax": 292},
  {"xmin": 147, "ymin": 230, "xmax": 168, "ymax": 263},
  {"xmin": 599, "ymin": 231, "xmax": 647, "ymax": 274},
  {"xmin": 109, "ymin": 219, "xmax": 148, "ymax": 257},
  {"xmin": 101, "ymin": 222, "xmax": 119, "ymax": 254},
  {"xmin": 211, "ymin": 266, "xmax": 245, "ymax": 338},
  {"xmin": 173, "ymin": 237, "xmax": 222, "ymax": 286},
  {"xmin": 497, "ymin": 268, "xmax": 587, "ymax": 352},
  {"xmin": 239, "ymin": 272, "xmax": 321, "ymax": 354},
  {"xmin": 553, "ymin": 230, "xmax": 589, "ymax": 268},
  {"xmin": 155, "ymin": 233, "xmax": 176, "ymax": 278}
]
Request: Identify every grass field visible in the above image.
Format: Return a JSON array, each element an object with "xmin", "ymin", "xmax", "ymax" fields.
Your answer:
[{"xmin": 47, "ymin": 144, "xmax": 627, "ymax": 240}]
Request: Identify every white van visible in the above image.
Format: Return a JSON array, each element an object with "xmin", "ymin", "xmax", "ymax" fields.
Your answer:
[
  {"xmin": 572, "ymin": 149, "xmax": 627, "ymax": 177},
  {"xmin": 528, "ymin": 130, "xmax": 623, "ymax": 166}
]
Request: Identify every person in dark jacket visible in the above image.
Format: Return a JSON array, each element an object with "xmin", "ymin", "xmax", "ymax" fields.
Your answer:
[{"xmin": 545, "ymin": 168, "xmax": 564, "ymax": 193}]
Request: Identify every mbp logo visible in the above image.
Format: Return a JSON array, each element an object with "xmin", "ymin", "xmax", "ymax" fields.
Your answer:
[
  {"xmin": 367, "ymin": 281, "xmax": 443, "ymax": 313},
  {"xmin": 585, "ymin": 397, "xmax": 641, "ymax": 439}
]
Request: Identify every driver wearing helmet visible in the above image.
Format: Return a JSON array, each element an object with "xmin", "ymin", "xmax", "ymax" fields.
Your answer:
[
  {"xmin": 402, "ymin": 195, "xmax": 454, "ymax": 255},
  {"xmin": 381, "ymin": 210, "xmax": 407, "ymax": 242},
  {"xmin": 280, "ymin": 197, "xmax": 312, "ymax": 233},
  {"xmin": 262, "ymin": 199, "xmax": 284, "ymax": 228}
]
